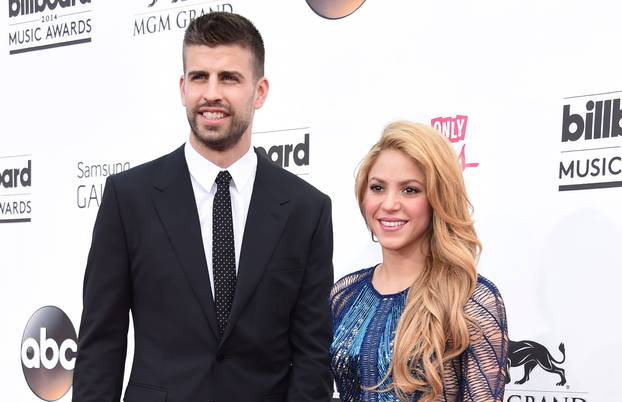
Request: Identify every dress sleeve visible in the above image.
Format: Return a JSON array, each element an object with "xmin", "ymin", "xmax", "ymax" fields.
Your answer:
[{"xmin": 460, "ymin": 277, "xmax": 509, "ymax": 402}]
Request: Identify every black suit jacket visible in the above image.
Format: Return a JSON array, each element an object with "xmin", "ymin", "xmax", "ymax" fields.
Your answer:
[{"xmin": 72, "ymin": 146, "xmax": 334, "ymax": 402}]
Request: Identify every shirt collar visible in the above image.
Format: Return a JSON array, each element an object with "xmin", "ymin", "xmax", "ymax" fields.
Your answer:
[{"xmin": 184, "ymin": 141, "xmax": 257, "ymax": 194}]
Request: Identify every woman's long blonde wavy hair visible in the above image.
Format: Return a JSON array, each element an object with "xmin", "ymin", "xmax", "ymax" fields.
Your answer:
[{"xmin": 355, "ymin": 121, "xmax": 480, "ymax": 401}]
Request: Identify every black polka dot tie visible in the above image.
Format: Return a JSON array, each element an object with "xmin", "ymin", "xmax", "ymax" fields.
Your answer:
[{"xmin": 213, "ymin": 170, "xmax": 236, "ymax": 338}]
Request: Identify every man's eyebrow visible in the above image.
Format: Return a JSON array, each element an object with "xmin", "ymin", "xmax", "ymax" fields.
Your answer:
[
  {"xmin": 219, "ymin": 70, "xmax": 244, "ymax": 79},
  {"xmin": 185, "ymin": 70, "xmax": 245, "ymax": 79},
  {"xmin": 186, "ymin": 69, "xmax": 206, "ymax": 77}
]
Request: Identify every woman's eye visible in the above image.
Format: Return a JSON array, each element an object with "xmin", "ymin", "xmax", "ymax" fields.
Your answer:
[
  {"xmin": 403, "ymin": 186, "xmax": 420, "ymax": 195},
  {"xmin": 369, "ymin": 184, "xmax": 383, "ymax": 192}
]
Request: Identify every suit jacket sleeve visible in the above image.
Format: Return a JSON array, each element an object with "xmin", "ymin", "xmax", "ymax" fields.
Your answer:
[
  {"xmin": 287, "ymin": 194, "xmax": 334, "ymax": 402},
  {"xmin": 73, "ymin": 176, "xmax": 131, "ymax": 402}
]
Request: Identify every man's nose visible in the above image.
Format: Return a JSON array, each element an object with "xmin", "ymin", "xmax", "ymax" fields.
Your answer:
[{"xmin": 202, "ymin": 79, "xmax": 223, "ymax": 103}]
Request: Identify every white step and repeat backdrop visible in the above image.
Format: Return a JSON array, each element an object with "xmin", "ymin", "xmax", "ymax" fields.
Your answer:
[{"xmin": 2, "ymin": 1, "xmax": 621, "ymax": 401}]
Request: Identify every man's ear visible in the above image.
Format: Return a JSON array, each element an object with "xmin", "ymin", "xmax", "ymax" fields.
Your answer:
[
  {"xmin": 253, "ymin": 77, "xmax": 269, "ymax": 109},
  {"xmin": 179, "ymin": 75, "xmax": 187, "ymax": 107}
]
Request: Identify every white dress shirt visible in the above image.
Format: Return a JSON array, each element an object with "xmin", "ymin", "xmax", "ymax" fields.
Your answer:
[{"xmin": 184, "ymin": 142, "xmax": 257, "ymax": 298}]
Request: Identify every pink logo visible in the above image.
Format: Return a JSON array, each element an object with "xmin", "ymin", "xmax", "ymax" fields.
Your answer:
[{"xmin": 431, "ymin": 115, "xmax": 479, "ymax": 171}]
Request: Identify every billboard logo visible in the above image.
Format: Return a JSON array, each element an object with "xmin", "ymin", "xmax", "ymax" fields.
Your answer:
[
  {"xmin": 253, "ymin": 128, "xmax": 311, "ymax": 175},
  {"xmin": 7, "ymin": 0, "xmax": 93, "ymax": 55},
  {"xmin": 21, "ymin": 306, "xmax": 78, "ymax": 401},
  {"xmin": 431, "ymin": 115, "xmax": 479, "ymax": 171},
  {"xmin": 562, "ymin": 98, "xmax": 622, "ymax": 142},
  {"xmin": 305, "ymin": 0, "xmax": 366, "ymax": 19},
  {"xmin": 1, "ymin": 159, "xmax": 31, "ymax": 189},
  {"xmin": 558, "ymin": 91, "xmax": 622, "ymax": 191},
  {"xmin": 0, "ymin": 154, "xmax": 33, "ymax": 223},
  {"xmin": 9, "ymin": 0, "xmax": 91, "ymax": 17}
]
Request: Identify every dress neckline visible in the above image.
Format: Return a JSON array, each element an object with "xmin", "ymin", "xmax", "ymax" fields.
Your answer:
[{"xmin": 367, "ymin": 264, "xmax": 410, "ymax": 298}]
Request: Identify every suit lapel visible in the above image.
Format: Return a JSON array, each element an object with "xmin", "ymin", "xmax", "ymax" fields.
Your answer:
[
  {"xmin": 220, "ymin": 151, "xmax": 291, "ymax": 344},
  {"xmin": 152, "ymin": 145, "xmax": 219, "ymax": 340}
]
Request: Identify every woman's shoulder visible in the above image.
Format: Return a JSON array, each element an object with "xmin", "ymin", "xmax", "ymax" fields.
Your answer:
[
  {"xmin": 330, "ymin": 266, "xmax": 374, "ymax": 299},
  {"xmin": 329, "ymin": 266, "xmax": 375, "ymax": 319},
  {"xmin": 473, "ymin": 274, "xmax": 503, "ymax": 300}
]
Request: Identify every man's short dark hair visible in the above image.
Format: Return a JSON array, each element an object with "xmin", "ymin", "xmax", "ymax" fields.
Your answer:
[{"xmin": 183, "ymin": 12, "xmax": 265, "ymax": 79}]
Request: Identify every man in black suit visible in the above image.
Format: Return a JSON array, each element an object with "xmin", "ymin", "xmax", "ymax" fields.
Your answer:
[{"xmin": 72, "ymin": 12, "xmax": 333, "ymax": 402}]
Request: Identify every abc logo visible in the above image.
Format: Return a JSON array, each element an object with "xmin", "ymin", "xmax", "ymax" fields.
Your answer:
[{"xmin": 21, "ymin": 306, "xmax": 78, "ymax": 401}]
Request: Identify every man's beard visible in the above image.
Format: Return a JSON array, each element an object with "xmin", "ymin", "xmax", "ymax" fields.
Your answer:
[{"xmin": 187, "ymin": 102, "xmax": 252, "ymax": 152}]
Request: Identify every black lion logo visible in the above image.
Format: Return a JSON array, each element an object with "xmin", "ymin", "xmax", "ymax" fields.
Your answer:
[{"xmin": 506, "ymin": 339, "xmax": 567, "ymax": 386}]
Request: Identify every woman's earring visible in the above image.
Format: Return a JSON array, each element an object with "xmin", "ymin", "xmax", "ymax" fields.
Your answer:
[{"xmin": 371, "ymin": 232, "xmax": 378, "ymax": 243}]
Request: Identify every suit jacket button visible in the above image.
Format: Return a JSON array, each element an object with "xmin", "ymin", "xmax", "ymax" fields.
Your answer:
[{"xmin": 215, "ymin": 354, "xmax": 224, "ymax": 362}]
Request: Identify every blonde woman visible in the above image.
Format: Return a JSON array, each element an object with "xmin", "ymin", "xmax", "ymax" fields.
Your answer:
[{"xmin": 330, "ymin": 121, "xmax": 508, "ymax": 402}]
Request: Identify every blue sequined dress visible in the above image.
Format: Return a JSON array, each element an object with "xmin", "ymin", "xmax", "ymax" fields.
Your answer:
[{"xmin": 330, "ymin": 266, "xmax": 508, "ymax": 402}]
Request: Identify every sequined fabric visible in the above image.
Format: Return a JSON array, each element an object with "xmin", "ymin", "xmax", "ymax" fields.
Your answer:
[{"xmin": 330, "ymin": 266, "xmax": 509, "ymax": 402}]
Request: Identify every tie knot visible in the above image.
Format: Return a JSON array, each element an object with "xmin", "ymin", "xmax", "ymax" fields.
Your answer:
[{"xmin": 216, "ymin": 170, "xmax": 232, "ymax": 188}]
